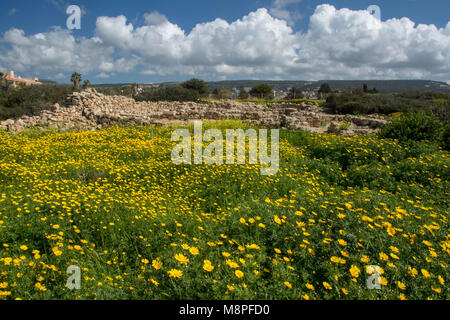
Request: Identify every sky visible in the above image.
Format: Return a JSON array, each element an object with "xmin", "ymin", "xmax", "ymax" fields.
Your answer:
[{"xmin": 1, "ymin": 0, "xmax": 449, "ymax": 84}]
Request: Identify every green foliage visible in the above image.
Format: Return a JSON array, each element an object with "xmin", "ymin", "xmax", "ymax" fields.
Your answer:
[
  {"xmin": 326, "ymin": 90, "xmax": 450, "ymax": 120},
  {"xmin": 135, "ymin": 85, "xmax": 200, "ymax": 102},
  {"xmin": 0, "ymin": 123, "xmax": 448, "ymax": 300},
  {"xmin": 238, "ymin": 86, "xmax": 249, "ymax": 99},
  {"xmin": 318, "ymin": 83, "xmax": 332, "ymax": 94},
  {"xmin": 0, "ymin": 85, "xmax": 74, "ymax": 120},
  {"xmin": 249, "ymin": 84, "xmax": 273, "ymax": 99},
  {"xmin": 82, "ymin": 80, "xmax": 91, "ymax": 90},
  {"xmin": 70, "ymin": 73, "xmax": 82, "ymax": 90},
  {"xmin": 379, "ymin": 112, "xmax": 447, "ymax": 149},
  {"xmin": 181, "ymin": 78, "xmax": 209, "ymax": 97}
]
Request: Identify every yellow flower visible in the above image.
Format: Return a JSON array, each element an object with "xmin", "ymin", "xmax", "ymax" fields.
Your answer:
[
  {"xmin": 141, "ymin": 259, "xmax": 149, "ymax": 264},
  {"xmin": 203, "ymin": 260, "xmax": 214, "ymax": 272},
  {"xmin": 421, "ymin": 269, "xmax": 431, "ymax": 278},
  {"xmin": 338, "ymin": 239, "xmax": 347, "ymax": 246},
  {"xmin": 349, "ymin": 265, "xmax": 360, "ymax": 278},
  {"xmin": 152, "ymin": 258, "xmax": 162, "ymax": 270},
  {"xmin": 397, "ymin": 281, "xmax": 406, "ymax": 290},
  {"xmin": 235, "ymin": 270, "xmax": 244, "ymax": 279},
  {"xmin": 150, "ymin": 278, "xmax": 159, "ymax": 286},
  {"xmin": 175, "ymin": 253, "xmax": 189, "ymax": 265},
  {"xmin": 379, "ymin": 252, "xmax": 389, "ymax": 261},
  {"xmin": 284, "ymin": 282, "xmax": 292, "ymax": 289},
  {"xmin": 341, "ymin": 288, "xmax": 348, "ymax": 295},
  {"xmin": 168, "ymin": 269, "xmax": 183, "ymax": 278},
  {"xmin": 52, "ymin": 247, "xmax": 63, "ymax": 256},
  {"xmin": 361, "ymin": 255, "xmax": 370, "ymax": 263},
  {"xmin": 390, "ymin": 253, "xmax": 399, "ymax": 260},
  {"xmin": 274, "ymin": 215, "xmax": 282, "ymax": 225},
  {"xmin": 408, "ymin": 267, "xmax": 418, "ymax": 277},
  {"xmin": 226, "ymin": 260, "xmax": 239, "ymax": 269},
  {"xmin": 323, "ymin": 282, "xmax": 332, "ymax": 290},
  {"xmin": 306, "ymin": 283, "xmax": 314, "ymax": 290},
  {"xmin": 431, "ymin": 287, "xmax": 441, "ymax": 294},
  {"xmin": 189, "ymin": 247, "xmax": 199, "ymax": 255},
  {"xmin": 331, "ymin": 256, "xmax": 346, "ymax": 264},
  {"xmin": 20, "ymin": 245, "xmax": 28, "ymax": 251}
]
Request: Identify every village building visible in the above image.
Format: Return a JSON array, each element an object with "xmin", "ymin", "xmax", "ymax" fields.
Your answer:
[{"xmin": 3, "ymin": 70, "xmax": 43, "ymax": 88}]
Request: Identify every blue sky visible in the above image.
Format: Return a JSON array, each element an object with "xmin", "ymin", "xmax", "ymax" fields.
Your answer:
[{"xmin": 1, "ymin": 0, "xmax": 449, "ymax": 83}]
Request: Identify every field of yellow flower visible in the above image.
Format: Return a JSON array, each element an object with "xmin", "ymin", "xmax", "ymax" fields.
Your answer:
[{"xmin": 0, "ymin": 121, "xmax": 448, "ymax": 300}]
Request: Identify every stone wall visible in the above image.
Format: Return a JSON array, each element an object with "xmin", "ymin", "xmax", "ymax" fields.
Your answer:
[{"xmin": 0, "ymin": 88, "xmax": 387, "ymax": 136}]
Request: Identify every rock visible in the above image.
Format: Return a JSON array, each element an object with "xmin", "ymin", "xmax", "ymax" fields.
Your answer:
[{"xmin": 327, "ymin": 122, "xmax": 341, "ymax": 134}]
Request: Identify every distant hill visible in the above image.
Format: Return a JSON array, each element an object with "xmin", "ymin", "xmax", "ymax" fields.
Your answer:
[
  {"xmin": 89, "ymin": 79, "xmax": 450, "ymax": 94},
  {"xmin": 207, "ymin": 80, "xmax": 450, "ymax": 94}
]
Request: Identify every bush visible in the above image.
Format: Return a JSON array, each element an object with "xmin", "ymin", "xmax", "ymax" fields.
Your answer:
[
  {"xmin": 135, "ymin": 86, "xmax": 200, "ymax": 102},
  {"xmin": 181, "ymin": 79, "xmax": 209, "ymax": 97},
  {"xmin": 380, "ymin": 112, "xmax": 445, "ymax": 146},
  {"xmin": 0, "ymin": 84, "xmax": 74, "ymax": 120},
  {"xmin": 326, "ymin": 90, "xmax": 449, "ymax": 118}
]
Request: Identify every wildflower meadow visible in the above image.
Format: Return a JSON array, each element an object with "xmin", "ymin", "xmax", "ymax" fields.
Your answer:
[{"xmin": 0, "ymin": 121, "xmax": 448, "ymax": 300}]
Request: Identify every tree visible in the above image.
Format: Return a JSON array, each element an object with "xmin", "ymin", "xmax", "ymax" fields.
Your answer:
[
  {"xmin": 289, "ymin": 87, "xmax": 303, "ymax": 99},
  {"xmin": 318, "ymin": 83, "xmax": 332, "ymax": 94},
  {"xmin": 0, "ymin": 72, "xmax": 4, "ymax": 88},
  {"xmin": 212, "ymin": 88, "xmax": 220, "ymax": 98},
  {"xmin": 218, "ymin": 89, "xmax": 233, "ymax": 100},
  {"xmin": 363, "ymin": 84, "xmax": 368, "ymax": 93},
  {"xmin": 250, "ymin": 84, "xmax": 273, "ymax": 99},
  {"xmin": 131, "ymin": 83, "xmax": 139, "ymax": 96},
  {"xmin": 70, "ymin": 72, "xmax": 82, "ymax": 90},
  {"xmin": 181, "ymin": 78, "xmax": 209, "ymax": 97},
  {"xmin": 238, "ymin": 86, "xmax": 249, "ymax": 99},
  {"xmin": 82, "ymin": 80, "xmax": 91, "ymax": 90}
]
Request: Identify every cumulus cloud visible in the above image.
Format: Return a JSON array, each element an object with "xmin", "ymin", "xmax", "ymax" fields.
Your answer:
[
  {"xmin": 270, "ymin": 0, "xmax": 303, "ymax": 26},
  {"xmin": 144, "ymin": 11, "xmax": 169, "ymax": 25},
  {"xmin": 0, "ymin": 4, "xmax": 449, "ymax": 82}
]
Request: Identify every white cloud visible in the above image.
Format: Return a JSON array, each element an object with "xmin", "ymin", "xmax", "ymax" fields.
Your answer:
[
  {"xmin": 0, "ymin": 4, "xmax": 449, "ymax": 82},
  {"xmin": 270, "ymin": 0, "xmax": 303, "ymax": 26},
  {"xmin": 144, "ymin": 11, "xmax": 169, "ymax": 25},
  {"xmin": 8, "ymin": 8, "xmax": 17, "ymax": 16},
  {"xmin": 96, "ymin": 72, "xmax": 111, "ymax": 79}
]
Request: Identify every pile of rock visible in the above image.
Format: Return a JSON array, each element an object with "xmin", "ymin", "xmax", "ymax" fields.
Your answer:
[{"xmin": 0, "ymin": 88, "xmax": 387, "ymax": 136}]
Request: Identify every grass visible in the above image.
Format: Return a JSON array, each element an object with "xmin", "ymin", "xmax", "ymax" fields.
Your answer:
[{"xmin": 0, "ymin": 121, "xmax": 448, "ymax": 300}]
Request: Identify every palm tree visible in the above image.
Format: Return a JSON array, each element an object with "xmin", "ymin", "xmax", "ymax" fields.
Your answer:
[
  {"xmin": 131, "ymin": 83, "xmax": 138, "ymax": 97},
  {"xmin": 82, "ymin": 80, "xmax": 91, "ymax": 90},
  {"xmin": 70, "ymin": 72, "xmax": 82, "ymax": 90}
]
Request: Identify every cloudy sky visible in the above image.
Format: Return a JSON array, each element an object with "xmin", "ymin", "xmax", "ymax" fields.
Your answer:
[{"xmin": 1, "ymin": 0, "xmax": 449, "ymax": 84}]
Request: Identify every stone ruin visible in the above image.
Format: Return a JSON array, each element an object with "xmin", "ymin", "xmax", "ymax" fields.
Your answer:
[{"xmin": 0, "ymin": 88, "xmax": 387, "ymax": 136}]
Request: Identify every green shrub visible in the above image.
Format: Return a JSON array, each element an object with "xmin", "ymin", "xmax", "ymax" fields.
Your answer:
[
  {"xmin": 380, "ymin": 112, "xmax": 443, "ymax": 145},
  {"xmin": 0, "ymin": 84, "xmax": 74, "ymax": 120},
  {"xmin": 135, "ymin": 86, "xmax": 200, "ymax": 102}
]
